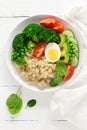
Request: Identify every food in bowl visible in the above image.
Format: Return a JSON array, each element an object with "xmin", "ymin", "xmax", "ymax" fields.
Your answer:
[{"xmin": 11, "ymin": 16, "xmax": 79, "ymax": 89}]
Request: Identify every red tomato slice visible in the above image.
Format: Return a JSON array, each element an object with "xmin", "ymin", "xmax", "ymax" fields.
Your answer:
[
  {"xmin": 63, "ymin": 65, "xmax": 74, "ymax": 81},
  {"xmin": 53, "ymin": 21, "xmax": 64, "ymax": 33},
  {"xmin": 33, "ymin": 42, "xmax": 47, "ymax": 58},
  {"xmin": 40, "ymin": 17, "xmax": 57, "ymax": 28}
]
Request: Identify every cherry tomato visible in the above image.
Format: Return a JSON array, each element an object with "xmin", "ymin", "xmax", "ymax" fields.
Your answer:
[
  {"xmin": 63, "ymin": 65, "xmax": 74, "ymax": 81},
  {"xmin": 53, "ymin": 21, "xmax": 64, "ymax": 33},
  {"xmin": 33, "ymin": 42, "xmax": 47, "ymax": 58},
  {"xmin": 40, "ymin": 17, "xmax": 57, "ymax": 28}
]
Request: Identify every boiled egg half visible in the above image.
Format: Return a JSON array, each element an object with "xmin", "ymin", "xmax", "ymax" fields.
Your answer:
[{"xmin": 45, "ymin": 43, "xmax": 61, "ymax": 63}]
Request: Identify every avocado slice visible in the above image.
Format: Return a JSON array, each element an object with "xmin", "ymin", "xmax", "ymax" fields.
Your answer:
[
  {"xmin": 59, "ymin": 34, "xmax": 70, "ymax": 64},
  {"xmin": 59, "ymin": 33, "xmax": 66, "ymax": 44},
  {"xmin": 59, "ymin": 42, "xmax": 70, "ymax": 64}
]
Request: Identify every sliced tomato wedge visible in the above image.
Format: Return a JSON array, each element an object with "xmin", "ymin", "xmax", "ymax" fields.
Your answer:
[
  {"xmin": 63, "ymin": 64, "xmax": 74, "ymax": 81},
  {"xmin": 53, "ymin": 21, "xmax": 64, "ymax": 33},
  {"xmin": 40, "ymin": 17, "xmax": 57, "ymax": 28},
  {"xmin": 33, "ymin": 42, "xmax": 47, "ymax": 58},
  {"xmin": 40, "ymin": 17, "xmax": 64, "ymax": 33}
]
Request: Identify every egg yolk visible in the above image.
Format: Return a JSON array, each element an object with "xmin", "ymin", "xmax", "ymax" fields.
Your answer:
[{"xmin": 48, "ymin": 49, "xmax": 58, "ymax": 61}]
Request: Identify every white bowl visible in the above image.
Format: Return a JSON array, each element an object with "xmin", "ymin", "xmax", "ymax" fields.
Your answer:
[{"xmin": 6, "ymin": 14, "xmax": 85, "ymax": 92}]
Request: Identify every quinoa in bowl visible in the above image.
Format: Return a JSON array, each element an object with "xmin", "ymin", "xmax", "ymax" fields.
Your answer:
[{"xmin": 15, "ymin": 54, "xmax": 56, "ymax": 88}]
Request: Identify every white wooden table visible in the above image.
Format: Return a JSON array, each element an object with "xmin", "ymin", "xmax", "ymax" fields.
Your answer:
[{"xmin": 0, "ymin": 0, "xmax": 86, "ymax": 129}]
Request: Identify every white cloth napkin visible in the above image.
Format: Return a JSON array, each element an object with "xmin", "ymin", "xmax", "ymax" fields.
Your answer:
[{"xmin": 51, "ymin": 5, "xmax": 87, "ymax": 130}]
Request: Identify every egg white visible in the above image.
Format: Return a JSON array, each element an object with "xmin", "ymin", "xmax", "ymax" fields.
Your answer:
[{"xmin": 45, "ymin": 42, "xmax": 61, "ymax": 63}]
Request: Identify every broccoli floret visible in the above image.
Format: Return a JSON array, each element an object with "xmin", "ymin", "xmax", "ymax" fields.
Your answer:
[
  {"xmin": 22, "ymin": 23, "xmax": 45, "ymax": 43},
  {"xmin": 12, "ymin": 33, "xmax": 24, "ymax": 50},
  {"xmin": 26, "ymin": 40, "xmax": 36, "ymax": 48},
  {"xmin": 38, "ymin": 28, "xmax": 60, "ymax": 43}
]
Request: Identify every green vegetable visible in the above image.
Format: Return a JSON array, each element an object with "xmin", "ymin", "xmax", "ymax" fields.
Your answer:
[
  {"xmin": 6, "ymin": 94, "xmax": 19, "ymax": 108},
  {"xmin": 59, "ymin": 34, "xmax": 70, "ymax": 64},
  {"xmin": 38, "ymin": 28, "xmax": 60, "ymax": 43},
  {"xmin": 11, "ymin": 50, "xmax": 18, "ymax": 61},
  {"xmin": 26, "ymin": 99, "xmax": 37, "ymax": 108},
  {"xmin": 63, "ymin": 29, "xmax": 75, "ymax": 38},
  {"xmin": 59, "ymin": 30, "xmax": 79, "ymax": 67},
  {"xmin": 49, "ymin": 79, "xmax": 58, "ymax": 87},
  {"xmin": 49, "ymin": 72, "xmax": 62, "ymax": 87},
  {"xmin": 11, "ymin": 42, "xmax": 28, "ymax": 60},
  {"xmin": 12, "ymin": 33, "xmax": 24, "ymax": 50},
  {"xmin": 15, "ymin": 57, "xmax": 27, "ymax": 66},
  {"xmin": 67, "ymin": 37, "xmax": 79, "ymax": 67},
  {"xmin": 26, "ymin": 40, "xmax": 36, "ymax": 49},
  {"xmin": 49, "ymin": 62, "xmax": 66, "ymax": 87},
  {"xmin": 8, "ymin": 97, "xmax": 23, "ymax": 115},
  {"xmin": 55, "ymin": 62, "xmax": 66, "ymax": 76},
  {"xmin": 6, "ymin": 87, "xmax": 23, "ymax": 115},
  {"xmin": 69, "ymin": 56, "xmax": 79, "ymax": 67},
  {"xmin": 23, "ymin": 23, "xmax": 45, "ymax": 43}
]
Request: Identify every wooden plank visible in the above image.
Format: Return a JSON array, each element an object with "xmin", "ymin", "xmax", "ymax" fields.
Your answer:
[
  {"xmin": 0, "ymin": 0, "xmax": 85, "ymax": 16},
  {"xmin": 0, "ymin": 120, "xmax": 82, "ymax": 130},
  {"xmin": 0, "ymin": 18, "xmax": 26, "ymax": 85},
  {"xmin": 0, "ymin": 48, "xmax": 19, "ymax": 85},
  {"xmin": 0, "ymin": 18, "xmax": 26, "ymax": 48}
]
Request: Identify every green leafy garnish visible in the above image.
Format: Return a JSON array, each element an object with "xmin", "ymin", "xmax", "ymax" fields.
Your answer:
[
  {"xmin": 26, "ymin": 99, "xmax": 36, "ymax": 108},
  {"xmin": 55, "ymin": 62, "xmax": 66, "ymax": 76},
  {"xmin": 53, "ymin": 72, "xmax": 62, "ymax": 84},
  {"xmin": 16, "ymin": 57, "xmax": 27, "ymax": 66},
  {"xmin": 6, "ymin": 87, "xmax": 23, "ymax": 115},
  {"xmin": 49, "ymin": 62, "xmax": 66, "ymax": 87},
  {"xmin": 49, "ymin": 72, "xmax": 62, "ymax": 87}
]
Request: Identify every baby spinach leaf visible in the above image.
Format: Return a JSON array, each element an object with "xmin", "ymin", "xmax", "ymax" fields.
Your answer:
[
  {"xmin": 49, "ymin": 62, "xmax": 66, "ymax": 87},
  {"xmin": 49, "ymin": 79, "xmax": 58, "ymax": 87},
  {"xmin": 53, "ymin": 72, "xmax": 62, "ymax": 84},
  {"xmin": 26, "ymin": 99, "xmax": 36, "ymax": 108},
  {"xmin": 6, "ymin": 87, "xmax": 23, "ymax": 115},
  {"xmin": 8, "ymin": 98, "xmax": 23, "ymax": 115},
  {"xmin": 49, "ymin": 72, "xmax": 62, "ymax": 87},
  {"xmin": 55, "ymin": 62, "xmax": 66, "ymax": 76},
  {"xmin": 6, "ymin": 94, "xmax": 19, "ymax": 108}
]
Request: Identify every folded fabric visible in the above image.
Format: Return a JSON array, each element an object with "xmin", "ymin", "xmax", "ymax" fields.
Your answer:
[
  {"xmin": 66, "ymin": 5, "xmax": 87, "ymax": 48},
  {"xmin": 51, "ymin": 5, "xmax": 87, "ymax": 130}
]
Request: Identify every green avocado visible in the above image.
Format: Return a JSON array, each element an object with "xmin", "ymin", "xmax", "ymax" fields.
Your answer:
[{"xmin": 59, "ymin": 34, "xmax": 70, "ymax": 64}]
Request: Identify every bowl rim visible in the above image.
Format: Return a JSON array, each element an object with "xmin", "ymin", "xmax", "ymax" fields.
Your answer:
[{"xmin": 6, "ymin": 14, "xmax": 85, "ymax": 92}]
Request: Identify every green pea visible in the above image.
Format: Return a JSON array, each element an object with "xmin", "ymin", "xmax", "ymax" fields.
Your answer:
[
  {"xmin": 21, "ymin": 49, "xmax": 24, "ymax": 52},
  {"xmin": 21, "ymin": 52, "xmax": 25, "ymax": 56},
  {"xmin": 25, "ymin": 48, "xmax": 28, "ymax": 52},
  {"xmin": 69, "ymin": 53, "xmax": 72, "ymax": 56},
  {"xmin": 16, "ymin": 53, "xmax": 19, "ymax": 56}
]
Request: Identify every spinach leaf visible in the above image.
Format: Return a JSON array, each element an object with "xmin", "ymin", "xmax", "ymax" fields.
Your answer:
[
  {"xmin": 6, "ymin": 94, "xmax": 19, "ymax": 108},
  {"xmin": 49, "ymin": 62, "xmax": 66, "ymax": 87},
  {"xmin": 49, "ymin": 79, "xmax": 57, "ymax": 87},
  {"xmin": 6, "ymin": 87, "xmax": 23, "ymax": 115},
  {"xmin": 53, "ymin": 72, "xmax": 62, "ymax": 84},
  {"xmin": 49, "ymin": 73, "xmax": 62, "ymax": 87},
  {"xmin": 55, "ymin": 62, "xmax": 66, "ymax": 76},
  {"xmin": 8, "ymin": 97, "xmax": 23, "ymax": 115},
  {"xmin": 26, "ymin": 99, "xmax": 36, "ymax": 108}
]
